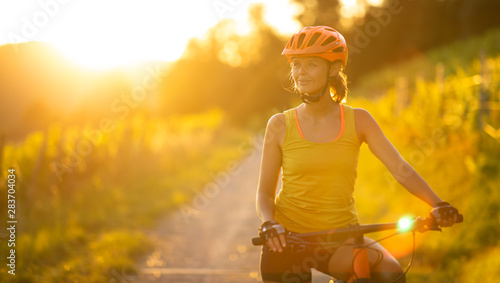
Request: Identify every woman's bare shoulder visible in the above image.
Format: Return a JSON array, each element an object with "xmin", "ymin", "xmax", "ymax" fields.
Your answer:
[
  {"xmin": 267, "ymin": 113, "xmax": 286, "ymax": 134},
  {"xmin": 353, "ymin": 107, "xmax": 377, "ymax": 124},
  {"xmin": 353, "ymin": 108, "xmax": 380, "ymax": 143},
  {"xmin": 265, "ymin": 113, "xmax": 287, "ymax": 145},
  {"xmin": 268, "ymin": 113, "xmax": 286, "ymax": 126}
]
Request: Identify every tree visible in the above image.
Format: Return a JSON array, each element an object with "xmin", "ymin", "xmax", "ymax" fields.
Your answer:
[{"xmin": 158, "ymin": 4, "xmax": 292, "ymax": 124}]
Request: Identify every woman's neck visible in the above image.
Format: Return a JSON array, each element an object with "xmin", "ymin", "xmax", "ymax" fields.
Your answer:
[{"xmin": 300, "ymin": 96, "xmax": 338, "ymax": 119}]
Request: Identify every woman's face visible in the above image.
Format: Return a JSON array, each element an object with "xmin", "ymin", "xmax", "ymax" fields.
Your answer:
[{"xmin": 291, "ymin": 57, "xmax": 330, "ymax": 95}]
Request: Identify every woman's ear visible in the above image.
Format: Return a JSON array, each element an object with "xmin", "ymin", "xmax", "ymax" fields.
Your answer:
[{"xmin": 329, "ymin": 61, "xmax": 342, "ymax": 77}]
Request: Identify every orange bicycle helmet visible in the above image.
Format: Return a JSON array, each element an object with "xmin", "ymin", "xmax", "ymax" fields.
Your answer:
[{"xmin": 282, "ymin": 26, "xmax": 348, "ymax": 66}]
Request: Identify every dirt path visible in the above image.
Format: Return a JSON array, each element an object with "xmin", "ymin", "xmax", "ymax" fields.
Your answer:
[
  {"xmin": 135, "ymin": 149, "xmax": 264, "ymax": 283},
  {"xmin": 134, "ymin": 148, "xmax": 332, "ymax": 283}
]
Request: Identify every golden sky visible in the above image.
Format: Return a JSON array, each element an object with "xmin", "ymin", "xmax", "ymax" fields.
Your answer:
[{"xmin": 0, "ymin": 0, "xmax": 302, "ymax": 70}]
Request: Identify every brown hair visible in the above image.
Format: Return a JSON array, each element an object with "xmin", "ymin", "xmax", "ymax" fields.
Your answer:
[{"xmin": 330, "ymin": 68, "xmax": 348, "ymax": 103}]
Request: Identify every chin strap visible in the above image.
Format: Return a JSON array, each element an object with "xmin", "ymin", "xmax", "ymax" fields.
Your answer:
[{"xmin": 299, "ymin": 76, "xmax": 331, "ymax": 103}]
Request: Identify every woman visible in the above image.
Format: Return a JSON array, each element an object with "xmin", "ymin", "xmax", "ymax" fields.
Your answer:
[{"xmin": 256, "ymin": 26, "xmax": 460, "ymax": 283}]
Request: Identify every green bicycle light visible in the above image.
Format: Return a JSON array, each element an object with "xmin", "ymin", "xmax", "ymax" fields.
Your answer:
[{"xmin": 397, "ymin": 217, "xmax": 414, "ymax": 232}]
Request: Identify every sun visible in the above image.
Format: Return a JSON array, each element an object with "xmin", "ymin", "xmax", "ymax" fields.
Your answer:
[
  {"xmin": 1, "ymin": 0, "xmax": 301, "ymax": 71},
  {"xmin": 47, "ymin": 3, "xmax": 195, "ymax": 70},
  {"xmin": 42, "ymin": 0, "xmax": 212, "ymax": 70},
  {"xmin": 45, "ymin": 0, "xmax": 302, "ymax": 70},
  {"xmin": 51, "ymin": 36, "xmax": 188, "ymax": 71}
]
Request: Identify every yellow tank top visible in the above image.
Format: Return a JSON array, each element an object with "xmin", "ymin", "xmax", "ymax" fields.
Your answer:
[{"xmin": 275, "ymin": 104, "xmax": 361, "ymax": 233}]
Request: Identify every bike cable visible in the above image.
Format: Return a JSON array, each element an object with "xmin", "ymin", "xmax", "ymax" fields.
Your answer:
[
  {"xmin": 390, "ymin": 231, "xmax": 416, "ymax": 283},
  {"xmin": 349, "ymin": 231, "xmax": 416, "ymax": 282}
]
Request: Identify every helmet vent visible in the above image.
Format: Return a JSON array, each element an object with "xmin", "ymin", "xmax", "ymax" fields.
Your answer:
[
  {"xmin": 297, "ymin": 33, "xmax": 306, "ymax": 48},
  {"xmin": 332, "ymin": 46, "xmax": 344, "ymax": 53},
  {"xmin": 321, "ymin": 36, "xmax": 336, "ymax": 46},
  {"xmin": 282, "ymin": 26, "xmax": 347, "ymax": 66},
  {"xmin": 288, "ymin": 35, "xmax": 296, "ymax": 48},
  {"xmin": 306, "ymin": 33, "xmax": 321, "ymax": 47}
]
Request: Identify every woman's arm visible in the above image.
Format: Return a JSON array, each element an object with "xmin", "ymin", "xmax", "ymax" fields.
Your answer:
[
  {"xmin": 256, "ymin": 113, "xmax": 285, "ymax": 221},
  {"xmin": 256, "ymin": 113, "xmax": 287, "ymax": 251},
  {"xmin": 354, "ymin": 108, "xmax": 443, "ymax": 207}
]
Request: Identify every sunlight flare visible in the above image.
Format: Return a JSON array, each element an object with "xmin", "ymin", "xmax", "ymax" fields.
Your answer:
[{"xmin": 1, "ymin": 0, "xmax": 300, "ymax": 70}]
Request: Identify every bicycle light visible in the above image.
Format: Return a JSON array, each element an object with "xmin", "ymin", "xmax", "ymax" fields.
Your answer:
[{"xmin": 397, "ymin": 217, "xmax": 413, "ymax": 232}]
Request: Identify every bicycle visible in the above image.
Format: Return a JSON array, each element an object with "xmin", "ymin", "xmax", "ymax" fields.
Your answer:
[{"xmin": 252, "ymin": 214, "xmax": 463, "ymax": 283}]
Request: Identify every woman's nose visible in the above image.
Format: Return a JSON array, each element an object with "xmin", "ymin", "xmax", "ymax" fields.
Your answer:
[{"xmin": 298, "ymin": 65, "xmax": 307, "ymax": 75}]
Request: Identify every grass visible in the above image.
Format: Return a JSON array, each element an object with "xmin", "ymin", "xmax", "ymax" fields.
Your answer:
[{"xmin": 0, "ymin": 109, "xmax": 249, "ymax": 282}]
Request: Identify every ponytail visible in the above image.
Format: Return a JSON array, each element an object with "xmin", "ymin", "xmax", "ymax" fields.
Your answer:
[{"xmin": 330, "ymin": 69, "xmax": 348, "ymax": 103}]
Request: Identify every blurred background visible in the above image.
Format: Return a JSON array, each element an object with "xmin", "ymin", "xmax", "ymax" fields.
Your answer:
[{"xmin": 0, "ymin": 0, "xmax": 499, "ymax": 282}]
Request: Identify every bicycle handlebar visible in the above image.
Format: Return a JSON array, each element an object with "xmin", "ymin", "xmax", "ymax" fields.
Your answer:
[{"xmin": 252, "ymin": 214, "xmax": 463, "ymax": 246}]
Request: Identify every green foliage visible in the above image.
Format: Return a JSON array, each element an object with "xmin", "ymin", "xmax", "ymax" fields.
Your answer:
[
  {"xmin": 349, "ymin": 29, "xmax": 500, "ymax": 281},
  {"xmin": 294, "ymin": 0, "xmax": 500, "ymax": 82},
  {"xmin": 0, "ymin": 109, "xmax": 247, "ymax": 282},
  {"xmin": 353, "ymin": 28, "xmax": 500, "ymax": 100},
  {"xmin": 458, "ymin": 245, "xmax": 500, "ymax": 281}
]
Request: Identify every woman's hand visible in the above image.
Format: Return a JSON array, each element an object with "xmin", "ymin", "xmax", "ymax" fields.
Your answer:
[
  {"xmin": 431, "ymin": 202, "xmax": 461, "ymax": 227},
  {"xmin": 259, "ymin": 221, "xmax": 287, "ymax": 252}
]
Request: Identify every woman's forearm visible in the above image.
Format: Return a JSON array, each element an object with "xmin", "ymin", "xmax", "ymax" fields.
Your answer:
[
  {"xmin": 256, "ymin": 192, "xmax": 277, "ymax": 222},
  {"xmin": 393, "ymin": 161, "xmax": 443, "ymax": 207}
]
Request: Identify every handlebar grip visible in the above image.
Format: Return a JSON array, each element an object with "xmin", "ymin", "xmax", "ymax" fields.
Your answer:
[
  {"xmin": 252, "ymin": 237, "xmax": 264, "ymax": 246},
  {"xmin": 429, "ymin": 213, "xmax": 464, "ymax": 230}
]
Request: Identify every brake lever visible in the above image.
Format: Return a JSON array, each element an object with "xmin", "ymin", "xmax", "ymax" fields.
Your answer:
[{"xmin": 427, "ymin": 226, "xmax": 442, "ymax": 232}]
